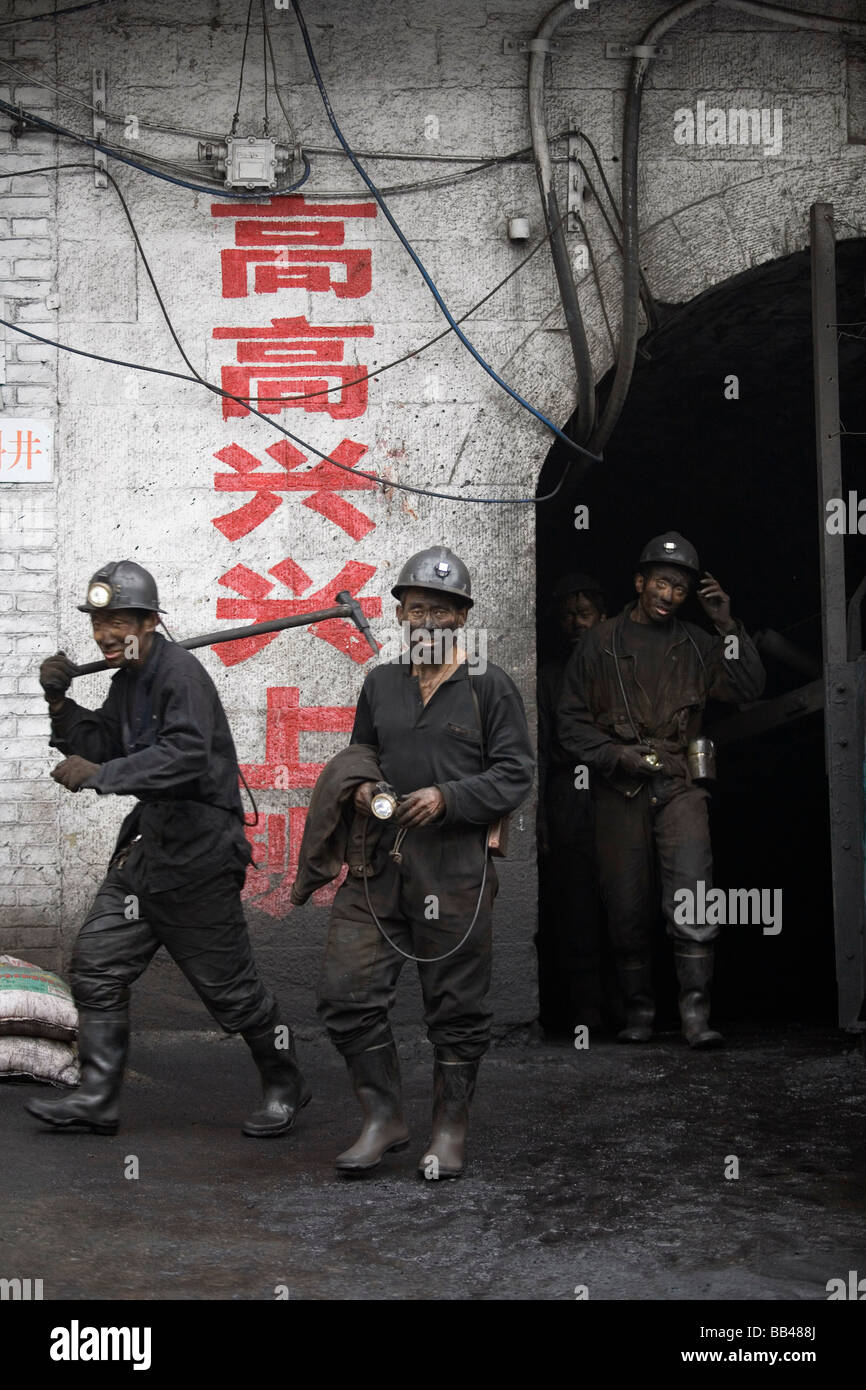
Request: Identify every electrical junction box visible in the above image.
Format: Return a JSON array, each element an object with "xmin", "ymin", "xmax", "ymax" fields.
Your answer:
[
  {"xmin": 225, "ymin": 136, "xmax": 285, "ymax": 189},
  {"xmin": 199, "ymin": 134, "xmax": 295, "ymax": 189}
]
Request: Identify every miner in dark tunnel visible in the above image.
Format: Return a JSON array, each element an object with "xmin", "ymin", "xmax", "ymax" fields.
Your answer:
[
  {"xmin": 556, "ymin": 533, "xmax": 766, "ymax": 1048},
  {"xmin": 535, "ymin": 238, "xmax": 866, "ymax": 1035},
  {"xmin": 536, "ymin": 573, "xmax": 608, "ymax": 1036}
]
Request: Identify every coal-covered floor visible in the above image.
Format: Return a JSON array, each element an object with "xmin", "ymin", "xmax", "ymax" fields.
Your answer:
[{"xmin": 1, "ymin": 1024, "xmax": 864, "ymax": 1302}]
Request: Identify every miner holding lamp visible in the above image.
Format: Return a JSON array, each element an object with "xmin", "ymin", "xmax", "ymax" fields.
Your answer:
[
  {"xmin": 556, "ymin": 533, "xmax": 765, "ymax": 1048},
  {"xmin": 306, "ymin": 547, "xmax": 534, "ymax": 1179}
]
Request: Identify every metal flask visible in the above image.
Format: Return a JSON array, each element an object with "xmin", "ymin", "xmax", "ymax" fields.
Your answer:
[{"xmin": 687, "ymin": 737, "xmax": 717, "ymax": 784}]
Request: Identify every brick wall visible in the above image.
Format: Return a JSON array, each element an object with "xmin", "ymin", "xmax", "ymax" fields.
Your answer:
[{"xmin": 0, "ymin": 12, "xmax": 60, "ymax": 970}]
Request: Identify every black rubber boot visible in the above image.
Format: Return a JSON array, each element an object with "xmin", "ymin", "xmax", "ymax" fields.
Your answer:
[
  {"xmin": 616, "ymin": 959, "xmax": 655, "ymax": 1043},
  {"xmin": 675, "ymin": 946, "xmax": 724, "ymax": 1049},
  {"xmin": 242, "ymin": 1023, "xmax": 312, "ymax": 1137},
  {"xmin": 335, "ymin": 1041, "xmax": 410, "ymax": 1172},
  {"xmin": 417, "ymin": 1057, "xmax": 480, "ymax": 1180},
  {"xmin": 25, "ymin": 1008, "xmax": 128, "ymax": 1135}
]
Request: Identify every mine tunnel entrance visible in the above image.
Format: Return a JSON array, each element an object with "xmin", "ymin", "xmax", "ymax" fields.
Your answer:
[{"xmin": 535, "ymin": 238, "xmax": 866, "ymax": 1033}]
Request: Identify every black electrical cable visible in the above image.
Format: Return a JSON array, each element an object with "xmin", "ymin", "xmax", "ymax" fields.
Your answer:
[
  {"xmin": 575, "ymin": 160, "xmax": 657, "ymax": 348},
  {"xmin": 305, "ymin": 139, "xmax": 569, "ymax": 200},
  {"xmin": 0, "ymin": 156, "xmax": 565, "ymax": 409},
  {"xmin": 0, "ymin": 50, "xmax": 563, "ymax": 164},
  {"xmin": 260, "ymin": 0, "xmax": 270, "ymax": 137},
  {"xmin": 263, "ymin": 8, "xmax": 297, "ymax": 141},
  {"xmin": 592, "ymin": 0, "xmax": 866, "ymax": 454},
  {"xmin": 0, "ymin": 0, "xmax": 112, "ymax": 25},
  {"xmin": 288, "ymin": 0, "xmax": 600, "ymax": 466},
  {"xmin": 575, "ymin": 214, "xmax": 617, "ymax": 360},
  {"xmin": 200, "ymin": 215, "xmax": 565, "ymax": 408},
  {"xmin": 0, "ymin": 98, "xmax": 312, "ymax": 200},
  {"xmin": 361, "ymin": 818, "xmax": 490, "ymax": 963},
  {"xmin": 232, "ymin": 1, "xmax": 255, "ymax": 137},
  {"xmin": 0, "ymin": 161, "xmax": 585, "ymax": 505},
  {"xmin": 0, "ymin": 47, "xmax": 571, "ymax": 193},
  {"xmin": 0, "ymin": 160, "xmax": 561, "ymax": 407},
  {"xmin": 0, "ymin": 320, "xmax": 577, "ymax": 507},
  {"xmin": 574, "ymin": 131, "xmax": 659, "ymax": 332}
]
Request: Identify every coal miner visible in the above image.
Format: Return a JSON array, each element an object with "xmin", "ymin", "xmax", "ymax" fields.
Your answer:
[
  {"xmin": 25, "ymin": 561, "xmax": 310, "ymax": 1137},
  {"xmin": 310, "ymin": 547, "xmax": 534, "ymax": 1178},
  {"xmin": 556, "ymin": 534, "xmax": 765, "ymax": 1048},
  {"xmin": 537, "ymin": 574, "xmax": 607, "ymax": 1034}
]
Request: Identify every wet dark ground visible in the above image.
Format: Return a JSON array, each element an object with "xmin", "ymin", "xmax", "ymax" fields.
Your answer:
[{"xmin": 2, "ymin": 1024, "xmax": 864, "ymax": 1302}]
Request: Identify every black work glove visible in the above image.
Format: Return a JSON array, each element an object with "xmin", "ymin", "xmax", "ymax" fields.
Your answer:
[
  {"xmin": 39, "ymin": 651, "xmax": 76, "ymax": 702},
  {"xmin": 51, "ymin": 756, "xmax": 101, "ymax": 792},
  {"xmin": 617, "ymin": 745, "xmax": 658, "ymax": 779}
]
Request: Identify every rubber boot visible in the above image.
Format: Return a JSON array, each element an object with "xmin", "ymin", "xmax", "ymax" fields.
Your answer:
[
  {"xmin": 25, "ymin": 1008, "xmax": 128, "ymax": 1135},
  {"xmin": 675, "ymin": 946, "xmax": 724, "ymax": 1049},
  {"xmin": 616, "ymin": 958, "xmax": 655, "ymax": 1043},
  {"xmin": 242, "ymin": 1023, "xmax": 312, "ymax": 1137},
  {"xmin": 335, "ymin": 1041, "xmax": 410, "ymax": 1172},
  {"xmin": 418, "ymin": 1057, "xmax": 479, "ymax": 1180}
]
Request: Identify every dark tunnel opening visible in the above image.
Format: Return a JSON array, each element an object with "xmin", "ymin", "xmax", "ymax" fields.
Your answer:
[{"xmin": 535, "ymin": 237, "xmax": 866, "ymax": 1033}]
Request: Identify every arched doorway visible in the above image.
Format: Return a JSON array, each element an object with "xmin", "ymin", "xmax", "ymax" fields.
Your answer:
[{"xmin": 536, "ymin": 238, "xmax": 866, "ymax": 1032}]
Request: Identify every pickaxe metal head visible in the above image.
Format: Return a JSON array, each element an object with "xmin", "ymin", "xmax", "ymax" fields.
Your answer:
[{"xmin": 336, "ymin": 590, "xmax": 379, "ymax": 657}]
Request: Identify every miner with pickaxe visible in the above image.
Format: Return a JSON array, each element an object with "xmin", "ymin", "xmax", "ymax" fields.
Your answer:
[{"xmin": 24, "ymin": 560, "xmax": 324, "ymax": 1137}]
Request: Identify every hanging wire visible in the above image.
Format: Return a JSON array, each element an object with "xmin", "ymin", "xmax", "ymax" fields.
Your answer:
[
  {"xmin": 262, "ymin": 0, "xmax": 295, "ymax": 141},
  {"xmin": 260, "ymin": 0, "xmax": 270, "ymax": 138},
  {"xmin": 231, "ymin": 0, "xmax": 256, "ymax": 138},
  {"xmin": 0, "ymin": 0, "xmax": 112, "ymax": 25},
  {"xmin": 0, "ymin": 160, "xmax": 583, "ymax": 505},
  {"xmin": 0, "ymin": 97, "xmax": 312, "ymax": 197},
  {"xmin": 575, "ymin": 214, "xmax": 617, "ymax": 360},
  {"xmin": 289, "ymin": 0, "xmax": 598, "ymax": 462}
]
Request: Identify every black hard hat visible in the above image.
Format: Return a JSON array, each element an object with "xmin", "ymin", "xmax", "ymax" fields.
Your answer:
[
  {"xmin": 637, "ymin": 532, "xmax": 700, "ymax": 578},
  {"xmin": 78, "ymin": 560, "xmax": 164, "ymax": 614},
  {"xmin": 551, "ymin": 572, "xmax": 605, "ymax": 601},
  {"xmin": 391, "ymin": 546, "xmax": 473, "ymax": 608}
]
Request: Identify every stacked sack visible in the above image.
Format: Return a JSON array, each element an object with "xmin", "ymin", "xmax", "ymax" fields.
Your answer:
[{"xmin": 0, "ymin": 955, "xmax": 80, "ymax": 1086}]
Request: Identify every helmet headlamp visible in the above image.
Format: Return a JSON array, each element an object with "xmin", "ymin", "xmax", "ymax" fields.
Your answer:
[{"xmin": 87, "ymin": 581, "xmax": 113, "ymax": 608}]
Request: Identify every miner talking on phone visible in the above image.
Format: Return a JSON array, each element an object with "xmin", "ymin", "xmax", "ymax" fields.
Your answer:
[{"xmin": 556, "ymin": 533, "xmax": 765, "ymax": 1049}]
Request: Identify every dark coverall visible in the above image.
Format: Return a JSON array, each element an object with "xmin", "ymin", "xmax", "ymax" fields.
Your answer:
[
  {"xmin": 556, "ymin": 604, "xmax": 766, "ymax": 959},
  {"xmin": 316, "ymin": 660, "xmax": 534, "ymax": 1061},
  {"xmin": 49, "ymin": 632, "xmax": 276, "ymax": 1035},
  {"xmin": 537, "ymin": 654, "xmax": 602, "ymax": 1028}
]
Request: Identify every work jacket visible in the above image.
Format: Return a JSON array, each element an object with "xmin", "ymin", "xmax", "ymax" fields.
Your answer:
[
  {"xmin": 557, "ymin": 603, "xmax": 766, "ymax": 795},
  {"xmin": 291, "ymin": 743, "xmax": 384, "ymax": 905},
  {"xmin": 49, "ymin": 632, "xmax": 252, "ymax": 889},
  {"xmin": 350, "ymin": 659, "xmax": 535, "ymax": 828}
]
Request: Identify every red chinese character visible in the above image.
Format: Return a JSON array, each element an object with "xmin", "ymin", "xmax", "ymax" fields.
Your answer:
[
  {"xmin": 216, "ymin": 557, "xmax": 381, "ymax": 665},
  {"xmin": 212, "ymin": 437, "xmax": 377, "ymax": 542},
  {"xmin": 238, "ymin": 683, "xmax": 356, "ymax": 917},
  {"xmin": 243, "ymin": 806, "xmax": 346, "ymax": 916},
  {"xmin": 238, "ymin": 685, "xmax": 355, "ymax": 788},
  {"xmin": 213, "ymin": 315, "xmax": 374, "ymax": 421},
  {"xmin": 212, "ymin": 195, "xmax": 376, "ymax": 300},
  {"xmin": 0, "ymin": 429, "xmax": 41, "ymax": 471}
]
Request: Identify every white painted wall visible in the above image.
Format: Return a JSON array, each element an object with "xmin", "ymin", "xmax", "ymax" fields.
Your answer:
[{"xmin": 1, "ymin": 0, "xmax": 863, "ymax": 1031}]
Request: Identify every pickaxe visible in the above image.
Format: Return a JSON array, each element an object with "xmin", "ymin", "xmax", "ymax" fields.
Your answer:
[{"xmin": 71, "ymin": 590, "xmax": 379, "ymax": 677}]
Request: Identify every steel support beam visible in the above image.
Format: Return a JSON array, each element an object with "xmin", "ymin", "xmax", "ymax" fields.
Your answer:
[{"xmin": 811, "ymin": 201, "xmax": 866, "ymax": 1028}]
